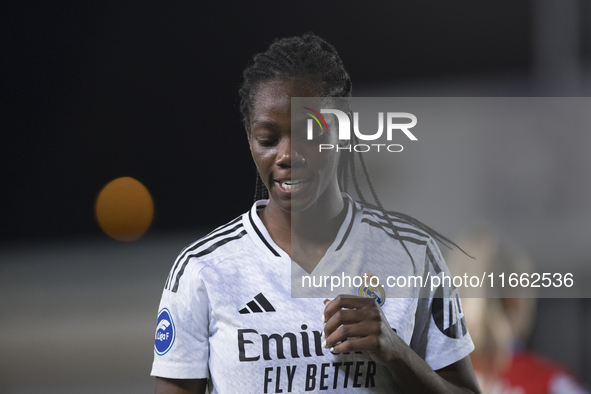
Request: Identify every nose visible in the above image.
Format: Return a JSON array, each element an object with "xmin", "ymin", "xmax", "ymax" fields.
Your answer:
[{"xmin": 275, "ymin": 137, "xmax": 305, "ymax": 168}]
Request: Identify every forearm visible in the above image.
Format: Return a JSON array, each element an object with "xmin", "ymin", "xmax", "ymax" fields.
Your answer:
[
  {"xmin": 385, "ymin": 344, "xmax": 481, "ymax": 394},
  {"xmin": 322, "ymin": 296, "xmax": 481, "ymax": 393},
  {"xmin": 154, "ymin": 377, "xmax": 207, "ymax": 394}
]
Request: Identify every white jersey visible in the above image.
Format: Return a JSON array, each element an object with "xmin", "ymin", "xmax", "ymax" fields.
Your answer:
[{"xmin": 151, "ymin": 194, "xmax": 474, "ymax": 393}]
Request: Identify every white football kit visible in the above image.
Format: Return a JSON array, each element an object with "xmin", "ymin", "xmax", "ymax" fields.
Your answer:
[{"xmin": 151, "ymin": 194, "xmax": 474, "ymax": 393}]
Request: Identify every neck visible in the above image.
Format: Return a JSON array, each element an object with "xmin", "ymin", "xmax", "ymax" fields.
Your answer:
[{"xmin": 259, "ymin": 185, "xmax": 346, "ymax": 265}]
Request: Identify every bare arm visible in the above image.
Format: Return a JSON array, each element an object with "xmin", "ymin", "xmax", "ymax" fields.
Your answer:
[
  {"xmin": 385, "ymin": 344, "xmax": 480, "ymax": 393},
  {"xmin": 155, "ymin": 377, "xmax": 207, "ymax": 394},
  {"xmin": 323, "ymin": 295, "xmax": 481, "ymax": 394}
]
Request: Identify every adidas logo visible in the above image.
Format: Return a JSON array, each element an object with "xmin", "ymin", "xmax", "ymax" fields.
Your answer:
[{"xmin": 239, "ymin": 293, "xmax": 276, "ymax": 314}]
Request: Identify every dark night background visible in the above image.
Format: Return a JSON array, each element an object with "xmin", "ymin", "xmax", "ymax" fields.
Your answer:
[
  {"xmin": 1, "ymin": 1, "xmax": 534, "ymax": 242},
  {"xmin": 2, "ymin": 1, "xmax": 591, "ymax": 393}
]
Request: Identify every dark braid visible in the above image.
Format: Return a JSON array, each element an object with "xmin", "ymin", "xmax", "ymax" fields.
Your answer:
[
  {"xmin": 254, "ymin": 171, "xmax": 269, "ymax": 201},
  {"xmin": 240, "ymin": 33, "xmax": 470, "ymax": 259},
  {"xmin": 347, "ymin": 137, "xmax": 366, "ymax": 204},
  {"xmin": 240, "ymin": 33, "xmax": 352, "ymax": 201},
  {"xmin": 239, "ymin": 33, "xmax": 352, "ymax": 137},
  {"xmin": 337, "ymin": 135, "xmax": 472, "ymax": 260},
  {"xmin": 357, "ymin": 138, "xmax": 417, "ymax": 272}
]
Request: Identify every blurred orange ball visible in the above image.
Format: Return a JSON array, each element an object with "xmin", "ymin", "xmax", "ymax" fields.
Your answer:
[{"xmin": 95, "ymin": 177, "xmax": 154, "ymax": 241}]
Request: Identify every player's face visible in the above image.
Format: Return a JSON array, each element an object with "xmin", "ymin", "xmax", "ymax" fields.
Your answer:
[{"xmin": 247, "ymin": 79, "xmax": 341, "ymax": 213}]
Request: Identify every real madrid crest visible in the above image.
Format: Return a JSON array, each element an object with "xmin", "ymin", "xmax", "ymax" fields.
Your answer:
[{"xmin": 358, "ymin": 271, "xmax": 386, "ymax": 306}]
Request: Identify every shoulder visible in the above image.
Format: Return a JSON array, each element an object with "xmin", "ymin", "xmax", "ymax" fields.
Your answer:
[
  {"xmin": 356, "ymin": 202, "xmax": 431, "ymax": 246},
  {"xmin": 353, "ymin": 200, "xmax": 451, "ymax": 276},
  {"xmin": 164, "ymin": 213, "xmax": 248, "ymax": 293}
]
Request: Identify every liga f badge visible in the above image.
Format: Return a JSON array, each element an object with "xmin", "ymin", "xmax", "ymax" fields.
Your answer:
[{"xmin": 358, "ymin": 271, "xmax": 386, "ymax": 307}]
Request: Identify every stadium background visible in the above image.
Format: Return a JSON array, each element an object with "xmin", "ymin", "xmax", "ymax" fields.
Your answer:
[{"xmin": 1, "ymin": 1, "xmax": 591, "ymax": 392}]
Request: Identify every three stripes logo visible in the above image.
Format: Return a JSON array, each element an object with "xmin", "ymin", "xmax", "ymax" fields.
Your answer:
[
  {"xmin": 165, "ymin": 215, "xmax": 246, "ymax": 293},
  {"xmin": 239, "ymin": 293, "xmax": 276, "ymax": 314}
]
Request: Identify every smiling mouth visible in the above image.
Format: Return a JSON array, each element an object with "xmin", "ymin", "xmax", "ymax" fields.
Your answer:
[{"xmin": 275, "ymin": 178, "xmax": 312, "ymax": 192}]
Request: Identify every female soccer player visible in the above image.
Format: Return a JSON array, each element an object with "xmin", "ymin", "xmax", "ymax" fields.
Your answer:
[{"xmin": 152, "ymin": 33, "xmax": 481, "ymax": 394}]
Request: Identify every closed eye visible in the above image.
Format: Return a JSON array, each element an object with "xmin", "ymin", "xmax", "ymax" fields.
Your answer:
[{"xmin": 257, "ymin": 138, "xmax": 277, "ymax": 147}]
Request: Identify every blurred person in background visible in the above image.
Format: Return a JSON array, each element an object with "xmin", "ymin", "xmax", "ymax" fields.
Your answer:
[{"xmin": 447, "ymin": 228, "xmax": 588, "ymax": 394}]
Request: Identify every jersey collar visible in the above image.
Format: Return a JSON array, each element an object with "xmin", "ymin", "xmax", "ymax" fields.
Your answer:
[
  {"xmin": 244, "ymin": 199, "xmax": 289, "ymax": 259},
  {"xmin": 244, "ymin": 194, "xmax": 359, "ymax": 261}
]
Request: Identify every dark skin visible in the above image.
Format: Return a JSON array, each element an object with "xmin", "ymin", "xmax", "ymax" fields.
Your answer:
[
  {"xmin": 250, "ymin": 79, "xmax": 346, "ymax": 273},
  {"xmin": 322, "ymin": 296, "xmax": 481, "ymax": 394},
  {"xmin": 155, "ymin": 378, "xmax": 206, "ymax": 394},
  {"xmin": 155, "ymin": 78, "xmax": 481, "ymax": 394}
]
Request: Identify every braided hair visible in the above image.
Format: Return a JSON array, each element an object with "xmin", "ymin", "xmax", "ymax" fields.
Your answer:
[
  {"xmin": 239, "ymin": 33, "xmax": 470, "ymax": 262},
  {"xmin": 240, "ymin": 33, "xmax": 351, "ymax": 203}
]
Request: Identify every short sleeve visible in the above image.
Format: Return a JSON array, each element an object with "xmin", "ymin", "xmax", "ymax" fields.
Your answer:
[
  {"xmin": 150, "ymin": 259, "xmax": 210, "ymax": 379},
  {"xmin": 410, "ymin": 238, "xmax": 475, "ymax": 371}
]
